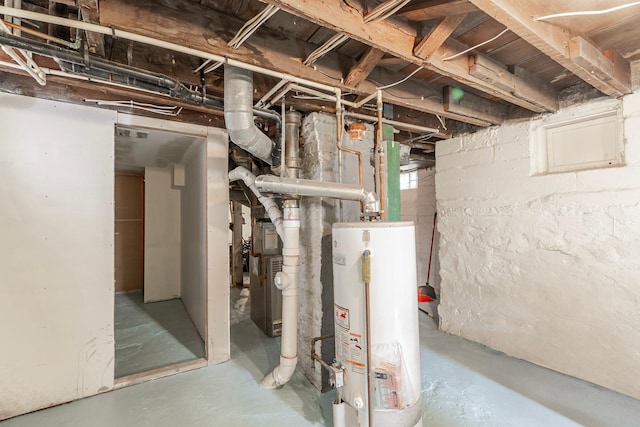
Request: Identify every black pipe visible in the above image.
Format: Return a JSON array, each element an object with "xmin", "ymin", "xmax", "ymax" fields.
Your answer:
[{"xmin": 0, "ymin": 32, "xmax": 281, "ymax": 124}]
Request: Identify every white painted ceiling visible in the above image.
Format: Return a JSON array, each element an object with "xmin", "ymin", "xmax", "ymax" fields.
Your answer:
[{"xmin": 114, "ymin": 125, "xmax": 204, "ymax": 172}]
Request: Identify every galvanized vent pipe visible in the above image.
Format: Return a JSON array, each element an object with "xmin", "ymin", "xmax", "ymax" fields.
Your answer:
[
  {"xmin": 255, "ymin": 175, "xmax": 380, "ymax": 214},
  {"xmin": 224, "ymin": 65, "xmax": 274, "ymax": 164}
]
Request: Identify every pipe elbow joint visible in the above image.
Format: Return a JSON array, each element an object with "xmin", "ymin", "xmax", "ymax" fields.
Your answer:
[
  {"xmin": 228, "ymin": 166, "xmax": 255, "ymax": 186},
  {"xmin": 363, "ymin": 191, "xmax": 380, "ymax": 214},
  {"xmin": 259, "ymin": 356, "xmax": 298, "ymax": 389}
]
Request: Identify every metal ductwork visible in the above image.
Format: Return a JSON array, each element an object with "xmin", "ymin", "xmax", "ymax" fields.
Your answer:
[
  {"xmin": 255, "ymin": 175, "xmax": 380, "ymax": 214},
  {"xmin": 224, "ymin": 65, "xmax": 274, "ymax": 164}
]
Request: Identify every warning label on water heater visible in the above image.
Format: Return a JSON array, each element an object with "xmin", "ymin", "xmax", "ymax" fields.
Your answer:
[
  {"xmin": 334, "ymin": 304, "xmax": 350, "ymax": 330},
  {"xmin": 335, "ymin": 304, "xmax": 365, "ymax": 373}
]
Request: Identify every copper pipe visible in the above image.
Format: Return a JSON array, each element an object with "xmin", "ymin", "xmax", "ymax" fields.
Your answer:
[
  {"xmin": 376, "ymin": 90, "xmax": 386, "ymax": 218},
  {"xmin": 310, "ymin": 334, "xmax": 335, "ymax": 373},
  {"xmin": 362, "ymin": 250, "xmax": 373, "ymax": 427},
  {"xmin": 335, "ymin": 89, "xmax": 364, "ymax": 214}
]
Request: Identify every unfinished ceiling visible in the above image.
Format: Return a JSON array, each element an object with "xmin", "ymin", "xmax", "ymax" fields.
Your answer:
[{"xmin": 0, "ymin": 0, "xmax": 638, "ymax": 151}]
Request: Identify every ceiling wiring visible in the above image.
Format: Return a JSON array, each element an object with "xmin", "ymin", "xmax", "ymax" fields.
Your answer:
[
  {"xmin": 442, "ymin": 28, "xmax": 509, "ymax": 61},
  {"xmin": 535, "ymin": 1, "xmax": 640, "ymax": 21}
]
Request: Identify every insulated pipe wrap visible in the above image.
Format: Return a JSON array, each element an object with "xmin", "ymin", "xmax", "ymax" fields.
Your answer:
[{"xmin": 224, "ymin": 66, "xmax": 274, "ymax": 164}]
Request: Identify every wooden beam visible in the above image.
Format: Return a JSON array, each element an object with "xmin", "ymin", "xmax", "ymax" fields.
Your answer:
[
  {"xmin": 344, "ymin": 47, "xmax": 385, "ymax": 87},
  {"xmin": 469, "ymin": 53, "xmax": 516, "ymax": 92},
  {"xmin": 414, "ymin": 14, "xmax": 467, "ymax": 60},
  {"xmin": 97, "ymin": 0, "xmax": 502, "ymax": 127},
  {"xmin": 443, "ymin": 85, "xmax": 506, "ymax": 125},
  {"xmin": 78, "ymin": 0, "xmax": 105, "ymax": 56},
  {"xmin": 467, "ymin": 0, "xmax": 631, "ymax": 96},
  {"xmin": 399, "ymin": 0, "xmax": 477, "ymax": 21},
  {"xmin": 259, "ymin": 0, "xmax": 558, "ymax": 112}
]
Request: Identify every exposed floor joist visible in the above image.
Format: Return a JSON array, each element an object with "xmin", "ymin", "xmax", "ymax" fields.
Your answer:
[
  {"xmin": 78, "ymin": 0, "xmax": 104, "ymax": 56},
  {"xmin": 467, "ymin": 0, "xmax": 631, "ymax": 96},
  {"xmin": 414, "ymin": 14, "xmax": 467, "ymax": 60},
  {"xmin": 399, "ymin": 0, "xmax": 478, "ymax": 20},
  {"xmin": 344, "ymin": 47, "xmax": 385, "ymax": 87},
  {"xmin": 95, "ymin": 0, "xmax": 496, "ymax": 127},
  {"xmin": 258, "ymin": 0, "xmax": 558, "ymax": 112}
]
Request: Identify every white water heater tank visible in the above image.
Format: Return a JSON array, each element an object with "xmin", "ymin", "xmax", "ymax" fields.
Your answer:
[{"xmin": 332, "ymin": 221, "xmax": 422, "ymax": 427}]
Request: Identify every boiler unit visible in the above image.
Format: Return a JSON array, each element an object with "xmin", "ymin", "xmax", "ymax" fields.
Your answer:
[{"xmin": 331, "ymin": 221, "xmax": 422, "ymax": 427}]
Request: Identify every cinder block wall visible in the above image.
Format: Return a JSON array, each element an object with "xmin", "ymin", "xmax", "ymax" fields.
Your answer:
[
  {"xmin": 436, "ymin": 93, "xmax": 640, "ymax": 400},
  {"xmin": 401, "ymin": 168, "xmax": 440, "ymax": 292}
]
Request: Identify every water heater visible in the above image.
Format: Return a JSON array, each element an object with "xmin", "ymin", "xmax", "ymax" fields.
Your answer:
[{"xmin": 332, "ymin": 222, "xmax": 422, "ymax": 427}]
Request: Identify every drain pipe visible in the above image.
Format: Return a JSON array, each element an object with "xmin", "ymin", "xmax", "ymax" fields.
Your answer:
[
  {"xmin": 228, "ymin": 166, "xmax": 379, "ymax": 389},
  {"xmin": 229, "ymin": 167, "xmax": 283, "ymax": 239},
  {"xmin": 261, "ymin": 198, "xmax": 300, "ymax": 389},
  {"xmin": 225, "ymin": 65, "xmax": 274, "ymax": 164}
]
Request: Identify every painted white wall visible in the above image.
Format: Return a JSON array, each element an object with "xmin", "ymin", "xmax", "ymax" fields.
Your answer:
[
  {"xmin": 401, "ymin": 168, "xmax": 440, "ymax": 291},
  {"xmin": 205, "ymin": 127, "xmax": 231, "ymax": 363},
  {"xmin": 436, "ymin": 93, "xmax": 640, "ymax": 400},
  {"xmin": 181, "ymin": 141, "xmax": 207, "ymax": 339},
  {"xmin": 0, "ymin": 94, "xmax": 116, "ymax": 420},
  {"xmin": 144, "ymin": 167, "xmax": 181, "ymax": 302}
]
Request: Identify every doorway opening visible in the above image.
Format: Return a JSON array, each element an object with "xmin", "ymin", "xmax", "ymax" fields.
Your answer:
[{"xmin": 114, "ymin": 124, "xmax": 208, "ymax": 380}]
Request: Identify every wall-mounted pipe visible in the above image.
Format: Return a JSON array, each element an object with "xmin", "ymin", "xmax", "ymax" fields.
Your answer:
[
  {"xmin": 224, "ymin": 65, "xmax": 274, "ymax": 164},
  {"xmin": 254, "ymin": 175, "xmax": 379, "ymax": 214},
  {"xmin": 228, "ymin": 167, "xmax": 283, "ymax": 239}
]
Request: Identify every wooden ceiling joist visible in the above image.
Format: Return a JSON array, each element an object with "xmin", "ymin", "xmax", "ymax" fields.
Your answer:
[
  {"xmin": 399, "ymin": 0, "xmax": 477, "ymax": 21},
  {"xmin": 78, "ymin": 0, "xmax": 104, "ymax": 56},
  {"xmin": 443, "ymin": 85, "xmax": 505, "ymax": 125},
  {"xmin": 259, "ymin": 0, "xmax": 558, "ymax": 112},
  {"xmin": 414, "ymin": 14, "xmax": 467, "ymax": 60},
  {"xmin": 97, "ymin": 0, "xmax": 499, "ymax": 127},
  {"xmin": 344, "ymin": 47, "xmax": 385, "ymax": 87},
  {"xmin": 467, "ymin": 0, "xmax": 631, "ymax": 96}
]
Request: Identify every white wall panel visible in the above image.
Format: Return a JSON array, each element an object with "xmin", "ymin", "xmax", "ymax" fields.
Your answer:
[{"xmin": 0, "ymin": 94, "xmax": 116, "ymax": 419}]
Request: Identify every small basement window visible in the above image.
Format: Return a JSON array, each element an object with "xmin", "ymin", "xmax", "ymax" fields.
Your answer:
[
  {"xmin": 400, "ymin": 170, "xmax": 418, "ymax": 190},
  {"xmin": 533, "ymin": 108, "xmax": 624, "ymax": 175}
]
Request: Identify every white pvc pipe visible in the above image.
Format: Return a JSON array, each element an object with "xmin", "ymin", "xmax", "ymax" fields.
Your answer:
[
  {"xmin": 228, "ymin": 167, "xmax": 284, "ymax": 239},
  {"xmin": 260, "ymin": 201, "xmax": 300, "ymax": 389}
]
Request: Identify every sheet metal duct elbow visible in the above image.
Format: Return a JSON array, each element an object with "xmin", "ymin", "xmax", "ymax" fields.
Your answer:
[{"xmin": 224, "ymin": 65, "xmax": 274, "ymax": 164}]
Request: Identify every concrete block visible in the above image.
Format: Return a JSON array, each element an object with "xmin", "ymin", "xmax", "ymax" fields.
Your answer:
[
  {"xmin": 436, "ymin": 146, "xmax": 494, "ymax": 171},
  {"xmin": 623, "ymin": 91, "xmax": 640, "ymax": 118},
  {"xmin": 436, "ymin": 138, "xmax": 463, "ymax": 156},
  {"xmin": 495, "ymin": 141, "xmax": 529, "ymax": 162},
  {"xmin": 576, "ymin": 166, "xmax": 640, "ymax": 191}
]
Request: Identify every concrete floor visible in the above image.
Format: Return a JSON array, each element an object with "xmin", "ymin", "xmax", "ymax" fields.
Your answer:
[
  {"xmin": 114, "ymin": 291, "xmax": 205, "ymax": 378},
  {"xmin": 3, "ymin": 290, "xmax": 640, "ymax": 426}
]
